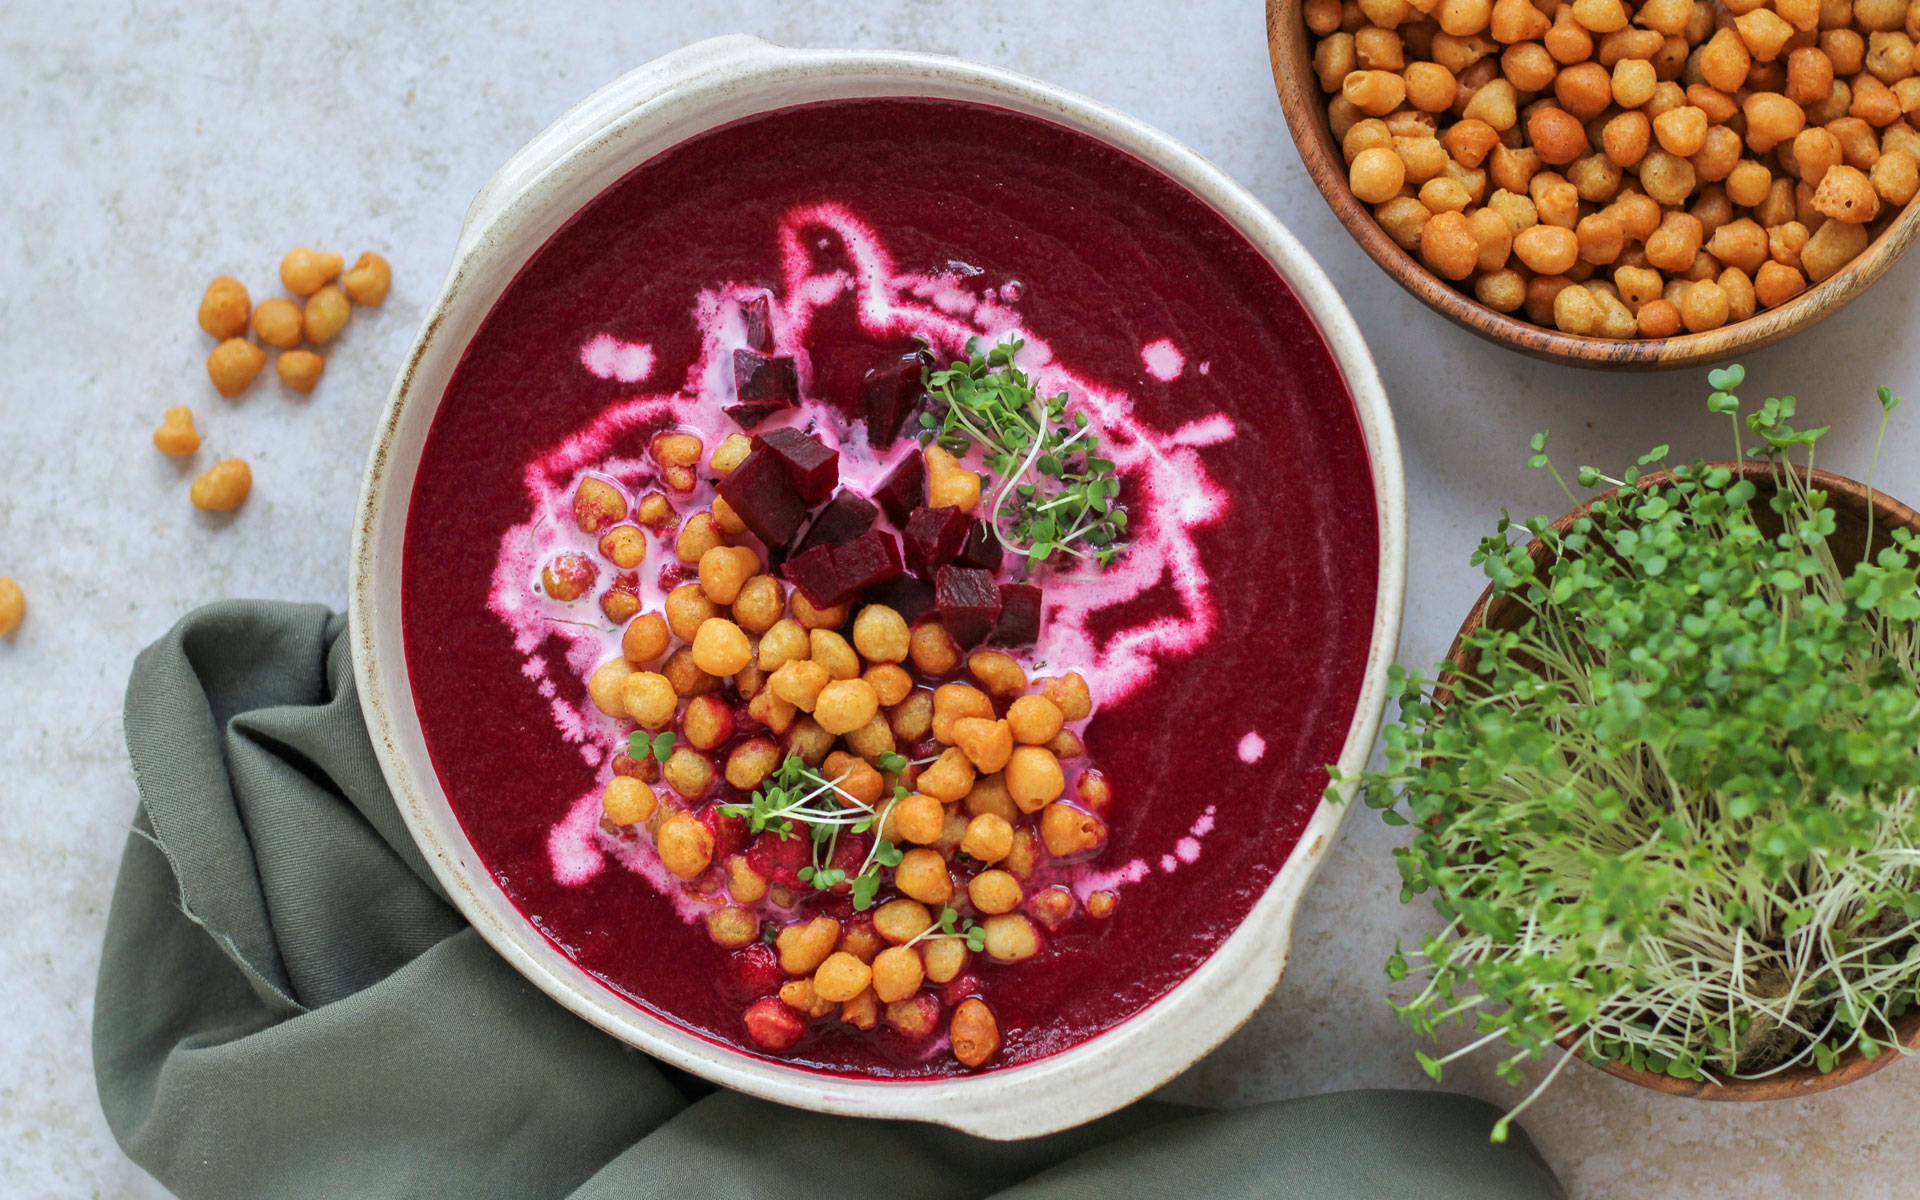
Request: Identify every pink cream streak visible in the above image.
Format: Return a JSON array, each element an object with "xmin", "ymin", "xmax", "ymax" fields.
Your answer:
[{"xmin": 486, "ymin": 202, "xmax": 1236, "ymax": 909}]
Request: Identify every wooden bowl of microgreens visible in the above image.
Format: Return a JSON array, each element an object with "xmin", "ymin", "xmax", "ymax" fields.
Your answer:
[{"xmin": 1343, "ymin": 365, "xmax": 1920, "ymax": 1135}]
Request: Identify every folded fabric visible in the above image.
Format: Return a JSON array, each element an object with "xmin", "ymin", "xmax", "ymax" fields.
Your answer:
[{"xmin": 94, "ymin": 600, "xmax": 1565, "ymax": 1200}]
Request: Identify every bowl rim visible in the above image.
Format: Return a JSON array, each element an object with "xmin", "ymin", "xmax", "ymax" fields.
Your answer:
[
  {"xmin": 348, "ymin": 33, "xmax": 1409, "ymax": 1139},
  {"xmin": 1444, "ymin": 460, "xmax": 1920, "ymax": 1099},
  {"xmin": 1264, "ymin": 0, "xmax": 1920, "ymax": 371}
]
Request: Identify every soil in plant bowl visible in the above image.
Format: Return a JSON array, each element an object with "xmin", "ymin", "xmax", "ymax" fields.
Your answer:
[{"xmin": 400, "ymin": 97, "xmax": 1378, "ymax": 1077}]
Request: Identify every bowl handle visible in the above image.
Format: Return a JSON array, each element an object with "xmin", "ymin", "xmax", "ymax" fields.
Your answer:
[{"xmin": 454, "ymin": 34, "xmax": 785, "ymax": 262}]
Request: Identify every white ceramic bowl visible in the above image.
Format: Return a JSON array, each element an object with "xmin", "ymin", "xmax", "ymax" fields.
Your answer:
[{"xmin": 350, "ymin": 34, "xmax": 1406, "ymax": 1139}]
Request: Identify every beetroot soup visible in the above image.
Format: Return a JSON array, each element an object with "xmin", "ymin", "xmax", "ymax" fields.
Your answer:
[{"xmin": 402, "ymin": 97, "xmax": 1377, "ymax": 1077}]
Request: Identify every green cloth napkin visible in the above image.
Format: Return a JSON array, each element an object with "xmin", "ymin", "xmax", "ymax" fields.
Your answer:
[{"xmin": 94, "ymin": 600, "xmax": 1565, "ymax": 1200}]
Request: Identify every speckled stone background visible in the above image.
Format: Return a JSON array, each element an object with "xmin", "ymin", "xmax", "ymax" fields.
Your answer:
[{"xmin": 5, "ymin": 2, "xmax": 1920, "ymax": 1196}]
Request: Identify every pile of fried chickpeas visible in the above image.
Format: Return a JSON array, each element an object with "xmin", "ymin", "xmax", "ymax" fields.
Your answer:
[
  {"xmin": 1311, "ymin": 0, "xmax": 1920, "ymax": 336},
  {"xmin": 567, "ymin": 431, "xmax": 1118, "ymax": 1070}
]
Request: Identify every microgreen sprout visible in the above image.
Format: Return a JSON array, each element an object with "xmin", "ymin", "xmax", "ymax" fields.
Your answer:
[
  {"xmin": 904, "ymin": 905, "xmax": 988, "ymax": 953},
  {"xmin": 919, "ymin": 338, "xmax": 1128, "ymax": 570},
  {"xmin": 1340, "ymin": 368, "xmax": 1920, "ymax": 1141},
  {"xmin": 628, "ymin": 730, "xmax": 676, "ymax": 764},
  {"xmin": 720, "ymin": 757, "xmax": 923, "ymax": 910}
]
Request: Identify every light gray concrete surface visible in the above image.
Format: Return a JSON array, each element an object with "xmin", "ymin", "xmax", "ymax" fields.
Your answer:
[{"xmin": 4, "ymin": 2, "xmax": 1918, "ymax": 1196}]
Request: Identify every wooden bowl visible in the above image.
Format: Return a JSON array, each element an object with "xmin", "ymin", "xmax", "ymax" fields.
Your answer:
[
  {"xmin": 1444, "ymin": 461, "xmax": 1920, "ymax": 1099},
  {"xmin": 1266, "ymin": 0, "xmax": 1920, "ymax": 371}
]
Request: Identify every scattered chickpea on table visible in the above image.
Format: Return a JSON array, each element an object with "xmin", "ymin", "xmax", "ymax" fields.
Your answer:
[
  {"xmin": 0, "ymin": 578, "xmax": 25, "ymax": 638},
  {"xmin": 1312, "ymin": 0, "xmax": 1920, "ymax": 336}
]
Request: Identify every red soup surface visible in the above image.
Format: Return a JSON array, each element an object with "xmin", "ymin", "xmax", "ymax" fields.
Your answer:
[{"xmin": 403, "ymin": 96, "xmax": 1378, "ymax": 1078}]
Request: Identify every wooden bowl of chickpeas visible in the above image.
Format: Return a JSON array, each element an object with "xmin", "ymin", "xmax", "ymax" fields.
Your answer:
[{"xmin": 1267, "ymin": 0, "xmax": 1920, "ymax": 368}]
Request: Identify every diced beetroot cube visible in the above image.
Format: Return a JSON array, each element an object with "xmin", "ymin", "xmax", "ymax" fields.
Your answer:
[
  {"xmin": 742, "ymin": 295, "xmax": 774, "ymax": 353},
  {"xmin": 744, "ymin": 996, "xmax": 808, "ymax": 1052},
  {"xmin": 956, "ymin": 519, "xmax": 1005, "ymax": 572},
  {"xmin": 902, "ymin": 505, "xmax": 969, "ymax": 576},
  {"xmin": 861, "ymin": 574, "xmax": 936, "ymax": 624},
  {"xmin": 935, "ymin": 565, "xmax": 1004, "ymax": 648},
  {"xmin": 721, "ymin": 944, "xmax": 786, "ymax": 1003},
  {"xmin": 862, "ymin": 348, "xmax": 928, "ymax": 449},
  {"xmin": 828, "ymin": 530, "xmax": 904, "ymax": 598},
  {"xmin": 716, "ymin": 448, "xmax": 808, "ymax": 546},
  {"xmin": 991, "ymin": 583, "xmax": 1043, "ymax": 646},
  {"xmin": 795, "ymin": 490, "xmax": 879, "ymax": 556},
  {"xmin": 873, "ymin": 452, "xmax": 926, "ymax": 525},
  {"xmin": 755, "ymin": 427, "xmax": 839, "ymax": 504},
  {"xmin": 746, "ymin": 830, "xmax": 810, "ymax": 888},
  {"xmin": 725, "ymin": 400, "xmax": 789, "ymax": 431},
  {"xmin": 781, "ymin": 544, "xmax": 843, "ymax": 609},
  {"xmin": 733, "ymin": 350, "xmax": 799, "ymax": 406},
  {"xmin": 828, "ymin": 832, "xmax": 871, "ymax": 888}
]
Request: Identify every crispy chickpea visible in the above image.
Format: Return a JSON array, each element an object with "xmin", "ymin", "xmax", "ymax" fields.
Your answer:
[
  {"xmin": 541, "ymin": 552, "xmax": 596, "ymax": 601},
  {"xmin": 790, "ymin": 592, "xmax": 848, "ymax": 632},
  {"xmin": 1699, "ymin": 28, "xmax": 1754, "ymax": 92},
  {"xmin": 189, "ymin": 458, "xmax": 252, "ymax": 512},
  {"xmin": 798, "ymin": 631, "xmax": 852, "ymax": 683},
  {"xmin": 1476, "ymin": 268, "xmax": 1530, "ymax": 311},
  {"xmin": 612, "ymin": 615, "xmax": 666, "ymax": 670},
  {"xmin": 770, "ymin": 658, "xmax": 832, "ymax": 712},
  {"xmin": 961, "ymin": 812, "xmax": 1015, "ymax": 863},
  {"xmin": 874, "ymin": 899, "xmax": 934, "ymax": 944},
  {"xmin": 891, "ymin": 792, "xmax": 947, "ymax": 845},
  {"xmin": 812, "ymin": 678, "xmax": 878, "ymax": 736},
  {"xmin": 152, "ymin": 406, "xmax": 202, "ymax": 456},
  {"xmin": 725, "ymin": 737, "xmax": 783, "ymax": 792},
  {"xmin": 1706, "ymin": 218, "xmax": 1770, "ymax": 273},
  {"xmin": 206, "ymin": 338, "xmax": 266, "ymax": 398},
  {"xmin": 1350, "ymin": 146, "xmax": 1409, "ymax": 202},
  {"xmin": 1645, "ymin": 211, "xmax": 1706, "ymax": 271},
  {"xmin": 1315, "ymin": 32, "xmax": 1359, "ymax": 92},
  {"xmin": 1874, "ymin": 148, "xmax": 1920, "ymax": 201},
  {"xmin": 750, "ymin": 687, "xmax": 798, "ymax": 736},
  {"xmin": 1405, "ymin": 61, "xmax": 1459, "ymax": 110},
  {"xmin": 950, "ymin": 998, "xmax": 1001, "ymax": 1069},
  {"xmin": 248, "ymin": 297, "xmax": 302, "ymax": 349},
  {"xmin": 1463, "ymin": 77, "xmax": 1519, "ymax": 128},
  {"xmin": 981, "ymin": 913, "xmax": 1039, "ymax": 963},
  {"xmin": 593, "ymin": 525, "xmax": 644, "ymax": 571},
  {"xmin": 707, "ymin": 905, "xmax": 760, "ymax": 949},
  {"xmin": 1788, "ymin": 46, "xmax": 1838, "ymax": 105},
  {"xmin": 1794, "ymin": 127, "xmax": 1846, "ymax": 181},
  {"xmin": 687, "ymin": 617, "xmax": 749, "ymax": 677},
  {"xmin": 777, "ymin": 916, "xmax": 842, "ymax": 976},
  {"xmin": 1375, "ymin": 196, "xmax": 1435, "ymax": 250},
  {"xmin": 619, "ymin": 671, "xmax": 674, "ymax": 729},
  {"xmin": 1812, "ymin": 163, "xmax": 1883, "ymax": 220},
  {"xmin": 280, "ymin": 247, "xmax": 343, "ymax": 295},
  {"xmin": 1726, "ymin": 160, "xmax": 1775, "ymax": 207},
  {"xmin": 779, "ymin": 977, "xmax": 835, "ymax": 1018},
  {"xmin": 966, "ymin": 774, "xmax": 1019, "ymax": 823},
  {"xmin": 1649, "ymin": 105, "xmax": 1707, "ymax": 156},
  {"xmin": 889, "ymin": 688, "xmax": 935, "ymax": 743},
  {"xmin": 1393, "ymin": 135, "xmax": 1451, "ymax": 183},
  {"xmin": 894, "ymin": 848, "xmax": 954, "ymax": 905},
  {"xmin": 924, "ymin": 444, "xmax": 982, "ymax": 512},
  {"xmin": 921, "ymin": 936, "xmax": 968, "ymax": 985},
  {"xmin": 1570, "ymin": 0, "xmax": 1627, "ymax": 31},
  {"xmin": 932, "ymin": 683, "xmax": 996, "ymax": 744},
  {"xmin": 1574, "ymin": 212, "xmax": 1626, "ymax": 263},
  {"xmin": 1444, "ymin": 118, "xmax": 1503, "ymax": 167},
  {"xmin": 341, "ymin": 251, "xmax": 391, "ymax": 306},
  {"xmin": 1568, "ymin": 153, "xmax": 1624, "ymax": 200},
  {"xmin": 658, "ymin": 585, "xmax": 713, "ymax": 644},
  {"xmin": 1306, "ymin": 0, "xmax": 1342, "ymax": 33},
  {"xmin": 1344, "ymin": 117, "xmax": 1393, "ymax": 162},
  {"xmin": 1530, "ymin": 173, "xmax": 1580, "ymax": 227},
  {"xmin": 1746, "ymin": 92, "xmax": 1810, "ymax": 152},
  {"xmin": 868, "ymin": 945, "xmax": 925, "ymax": 1003},
  {"xmin": 1755, "ymin": 260, "xmax": 1811, "ymax": 306},
  {"xmin": 1465, "ymin": 208, "xmax": 1512, "ymax": 271},
  {"xmin": 197, "ymin": 275, "xmax": 250, "ymax": 339},
  {"xmin": 719, "ymin": 576, "xmax": 781, "ymax": 636},
  {"xmin": 863, "ymin": 663, "xmax": 913, "ymax": 708},
  {"xmin": 754, "ymin": 618, "xmax": 807, "ymax": 673},
  {"xmin": 965, "ymin": 869, "xmax": 1022, "ymax": 917},
  {"xmin": 662, "ymin": 747, "xmax": 713, "ymax": 799},
  {"xmin": 822, "ymin": 751, "xmax": 884, "ymax": 806},
  {"xmin": 839, "ymin": 605, "xmax": 908, "ymax": 665},
  {"xmin": 1803, "ymin": 213, "xmax": 1872, "ymax": 279},
  {"xmin": 1857, "ymin": 0, "xmax": 1910, "ymax": 32},
  {"xmin": 603, "ymin": 776, "xmax": 657, "ymax": 827},
  {"xmin": 675, "ymin": 512, "xmax": 726, "ymax": 567},
  {"xmin": 1678, "ymin": 278, "xmax": 1732, "ymax": 330},
  {"xmin": 1005, "ymin": 746, "xmax": 1066, "ymax": 814},
  {"xmin": 1357, "ymin": 26, "xmax": 1405, "ymax": 70},
  {"xmin": 656, "ymin": 812, "xmax": 714, "ymax": 880},
  {"xmin": 636, "ymin": 491, "xmax": 676, "ymax": 530},
  {"xmin": 1491, "ymin": 0, "xmax": 1549, "ymax": 42},
  {"xmin": 917, "ymin": 747, "xmax": 978, "ymax": 802},
  {"xmin": 1635, "ymin": 296, "xmax": 1684, "ymax": 335},
  {"xmin": 678, "ymin": 695, "xmax": 733, "ymax": 752},
  {"xmin": 1035, "ymin": 673, "xmax": 1091, "ymax": 721},
  {"xmin": 276, "ymin": 349, "xmax": 325, "ymax": 394},
  {"xmin": 692, "ymin": 545, "xmax": 755, "ymax": 606},
  {"xmin": 302, "ymin": 284, "xmax": 351, "ymax": 345},
  {"xmin": 587, "ymin": 657, "xmax": 636, "ymax": 717},
  {"xmin": 1344, "ymin": 68, "xmax": 1410, "ymax": 115},
  {"xmin": 1719, "ymin": 267, "xmax": 1758, "ymax": 320},
  {"xmin": 1527, "ymin": 106, "xmax": 1589, "ymax": 164},
  {"xmin": 1552, "ymin": 283, "xmax": 1605, "ymax": 333},
  {"xmin": 952, "ymin": 717, "xmax": 1015, "ymax": 774},
  {"xmin": 1513, "ymin": 223, "xmax": 1581, "ymax": 272},
  {"xmin": 812, "ymin": 952, "xmax": 873, "ymax": 1003},
  {"xmin": 908, "ymin": 622, "xmax": 962, "ymax": 676}
]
